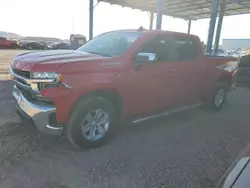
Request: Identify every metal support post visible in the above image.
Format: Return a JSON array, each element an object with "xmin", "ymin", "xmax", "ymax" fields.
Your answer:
[
  {"xmin": 206, "ymin": 0, "xmax": 219, "ymax": 54},
  {"xmin": 187, "ymin": 20, "xmax": 192, "ymax": 34},
  {"xmin": 149, "ymin": 12, "xmax": 154, "ymax": 30},
  {"xmin": 156, "ymin": 0, "xmax": 163, "ymax": 30},
  {"xmin": 214, "ymin": 0, "xmax": 226, "ymax": 53},
  {"xmin": 89, "ymin": 0, "xmax": 94, "ymax": 40}
]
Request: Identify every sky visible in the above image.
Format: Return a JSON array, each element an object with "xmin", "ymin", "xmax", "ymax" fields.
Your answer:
[{"xmin": 1, "ymin": 0, "xmax": 250, "ymax": 43}]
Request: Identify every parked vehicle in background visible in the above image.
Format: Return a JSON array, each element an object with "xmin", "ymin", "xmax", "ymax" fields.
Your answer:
[
  {"xmin": 19, "ymin": 40, "xmax": 29, "ymax": 48},
  {"xmin": 212, "ymin": 49, "xmax": 230, "ymax": 57},
  {"xmin": 246, "ymin": 49, "xmax": 250, "ymax": 56},
  {"xmin": 39, "ymin": 41, "xmax": 54, "ymax": 49},
  {"xmin": 10, "ymin": 29, "xmax": 238, "ymax": 149},
  {"xmin": 70, "ymin": 34, "xmax": 87, "ymax": 50},
  {"xmin": 231, "ymin": 51, "xmax": 241, "ymax": 58},
  {"xmin": 0, "ymin": 37, "xmax": 19, "ymax": 49},
  {"xmin": 52, "ymin": 42, "xmax": 70, "ymax": 50},
  {"xmin": 22, "ymin": 41, "xmax": 50, "ymax": 50},
  {"xmin": 240, "ymin": 51, "xmax": 247, "ymax": 57},
  {"xmin": 237, "ymin": 54, "xmax": 250, "ymax": 86}
]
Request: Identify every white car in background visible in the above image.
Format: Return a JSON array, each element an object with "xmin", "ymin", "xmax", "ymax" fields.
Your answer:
[
  {"xmin": 240, "ymin": 51, "xmax": 247, "ymax": 57},
  {"xmin": 212, "ymin": 49, "xmax": 229, "ymax": 57}
]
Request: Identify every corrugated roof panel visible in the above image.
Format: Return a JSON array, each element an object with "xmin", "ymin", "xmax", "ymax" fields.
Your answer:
[{"xmin": 98, "ymin": 0, "xmax": 250, "ymax": 20}]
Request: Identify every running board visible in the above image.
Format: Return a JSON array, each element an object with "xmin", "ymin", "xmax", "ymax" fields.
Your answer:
[{"xmin": 133, "ymin": 103, "xmax": 202, "ymax": 124}]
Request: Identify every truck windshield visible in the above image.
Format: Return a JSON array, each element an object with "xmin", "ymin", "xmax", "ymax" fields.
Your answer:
[{"xmin": 77, "ymin": 31, "xmax": 141, "ymax": 57}]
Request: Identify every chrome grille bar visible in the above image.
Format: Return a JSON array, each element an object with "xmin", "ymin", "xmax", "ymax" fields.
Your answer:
[{"xmin": 9, "ymin": 66, "xmax": 55, "ymax": 84}]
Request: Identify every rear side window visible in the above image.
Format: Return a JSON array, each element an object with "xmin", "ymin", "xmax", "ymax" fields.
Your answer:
[
  {"xmin": 173, "ymin": 36, "xmax": 199, "ymax": 61},
  {"xmin": 0, "ymin": 37, "xmax": 7, "ymax": 40}
]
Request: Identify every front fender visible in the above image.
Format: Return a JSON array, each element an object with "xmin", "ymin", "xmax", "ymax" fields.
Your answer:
[{"xmin": 43, "ymin": 71, "xmax": 123, "ymax": 124}]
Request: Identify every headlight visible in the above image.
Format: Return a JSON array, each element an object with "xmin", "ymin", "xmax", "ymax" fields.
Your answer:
[{"xmin": 31, "ymin": 72, "xmax": 58, "ymax": 79}]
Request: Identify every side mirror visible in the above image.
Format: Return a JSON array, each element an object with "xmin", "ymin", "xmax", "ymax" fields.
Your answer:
[
  {"xmin": 135, "ymin": 52, "xmax": 157, "ymax": 62},
  {"xmin": 134, "ymin": 52, "xmax": 157, "ymax": 69}
]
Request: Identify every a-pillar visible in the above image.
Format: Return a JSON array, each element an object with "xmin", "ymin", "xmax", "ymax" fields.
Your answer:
[
  {"xmin": 214, "ymin": 0, "xmax": 226, "ymax": 53},
  {"xmin": 156, "ymin": 0, "xmax": 163, "ymax": 30},
  {"xmin": 89, "ymin": 0, "xmax": 94, "ymax": 40},
  {"xmin": 206, "ymin": 0, "xmax": 219, "ymax": 54}
]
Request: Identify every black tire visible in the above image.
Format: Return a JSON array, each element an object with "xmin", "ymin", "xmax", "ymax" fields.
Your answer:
[
  {"xmin": 211, "ymin": 82, "xmax": 227, "ymax": 110},
  {"xmin": 28, "ymin": 46, "xmax": 32, "ymax": 50},
  {"xmin": 44, "ymin": 46, "xmax": 48, "ymax": 50},
  {"xmin": 66, "ymin": 96, "xmax": 118, "ymax": 149}
]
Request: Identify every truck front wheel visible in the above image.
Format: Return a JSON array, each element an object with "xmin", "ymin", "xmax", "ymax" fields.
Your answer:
[{"xmin": 66, "ymin": 96, "xmax": 118, "ymax": 149}]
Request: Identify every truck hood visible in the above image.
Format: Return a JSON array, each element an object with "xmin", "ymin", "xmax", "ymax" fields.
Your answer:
[{"xmin": 11, "ymin": 50, "xmax": 104, "ymax": 71}]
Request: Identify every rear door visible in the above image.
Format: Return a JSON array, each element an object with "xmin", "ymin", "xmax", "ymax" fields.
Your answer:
[{"xmin": 163, "ymin": 35, "xmax": 205, "ymax": 106}]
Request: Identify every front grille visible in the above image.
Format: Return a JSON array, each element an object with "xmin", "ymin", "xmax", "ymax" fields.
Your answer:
[
  {"xmin": 11, "ymin": 67, "xmax": 52, "ymax": 104},
  {"xmin": 13, "ymin": 68, "xmax": 30, "ymax": 78}
]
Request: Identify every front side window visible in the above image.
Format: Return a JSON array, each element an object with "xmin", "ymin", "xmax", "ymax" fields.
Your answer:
[
  {"xmin": 77, "ymin": 31, "xmax": 141, "ymax": 57},
  {"xmin": 137, "ymin": 35, "xmax": 171, "ymax": 62}
]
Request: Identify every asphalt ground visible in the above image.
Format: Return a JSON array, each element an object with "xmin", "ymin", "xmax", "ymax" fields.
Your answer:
[{"xmin": 0, "ymin": 49, "xmax": 250, "ymax": 188}]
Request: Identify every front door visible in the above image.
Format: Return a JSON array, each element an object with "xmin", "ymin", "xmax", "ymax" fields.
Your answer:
[{"xmin": 122, "ymin": 35, "xmax": 176, "ymax": 116}]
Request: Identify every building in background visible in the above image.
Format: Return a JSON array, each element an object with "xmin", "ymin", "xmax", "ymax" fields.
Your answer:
[{"xmin": 222, "ymin": 39, "xmax": 250, "ymax": 50}]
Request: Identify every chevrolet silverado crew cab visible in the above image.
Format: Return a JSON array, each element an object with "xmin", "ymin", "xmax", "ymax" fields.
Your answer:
[{"xmin": 9, "ymin": 29, "xmax": 238, "ymax": 149}]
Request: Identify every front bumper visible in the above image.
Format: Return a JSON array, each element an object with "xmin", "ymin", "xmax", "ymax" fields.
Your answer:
[{"xmin": 13, "ymin": 85, "xmax": 63, "ymax": 136}]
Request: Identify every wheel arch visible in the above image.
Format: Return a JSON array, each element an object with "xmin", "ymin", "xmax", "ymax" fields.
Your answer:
[
  {"xmin": 217, "ymin": 75, "xmax": 232, "ymax": 92},
  {"xmin": 70, "ymin": 89, "xmax": 123, "ymax": 118}
]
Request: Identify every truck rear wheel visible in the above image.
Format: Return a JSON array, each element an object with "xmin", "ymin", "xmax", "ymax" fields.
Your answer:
[
  {"xmin": 66, "ymin": 96, "xmax": 118, "ymax": 149},
  {"xmin": 212, "ymin": 83, "xmax": 227, "ymax": 110}
]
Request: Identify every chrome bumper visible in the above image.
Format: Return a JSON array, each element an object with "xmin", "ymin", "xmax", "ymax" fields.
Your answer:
[{"xmin": 13, "ymin": 85, "xmax": 63, "ymax": 136}]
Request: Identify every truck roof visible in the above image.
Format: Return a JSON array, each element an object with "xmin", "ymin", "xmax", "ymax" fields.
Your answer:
[{"xmin": 108, "ymin": 29, "xmax": 199, "ymax": 38}]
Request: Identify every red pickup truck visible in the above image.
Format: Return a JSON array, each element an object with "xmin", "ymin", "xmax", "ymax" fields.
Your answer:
[
  {"xmin": 9, "ymin": 30, "xmax": 238, "ymax": 149},
  {"xmin": 0, "ymin": 37, "xmax": 18, "ymax": 49}
]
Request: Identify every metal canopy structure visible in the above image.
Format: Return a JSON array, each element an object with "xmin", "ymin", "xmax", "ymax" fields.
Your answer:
[
  {"xmin": 98, "ymin": 0, "xmax": 250, "ymax": 20},
  {"xmin": 90, "ymin": 0, "xmax": 250, "ymax": 54}
]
